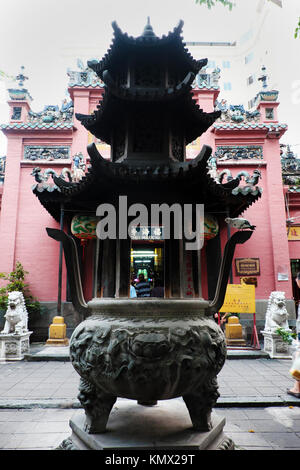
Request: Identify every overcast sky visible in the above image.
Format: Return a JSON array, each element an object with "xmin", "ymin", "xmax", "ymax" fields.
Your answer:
[{"xmin": 0, "ymin": 0, "xmax": 299, "ymax": 154}]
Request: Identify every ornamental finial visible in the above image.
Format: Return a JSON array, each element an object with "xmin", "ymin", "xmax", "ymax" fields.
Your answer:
[
  {"xmin": 15, "ymin": 66, "xmax": 28, "ymax": 88},
  {"xmin": 142, "ymin": 17, "xmax": 156, "ymax": 37},
  {"xmin": 258, "ymin": 65, "xmax": 268, "ymax": 89}
]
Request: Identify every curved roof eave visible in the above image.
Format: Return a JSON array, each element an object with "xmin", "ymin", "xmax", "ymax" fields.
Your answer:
[{"xmin": 87, "ymin": 21, "xmax": 207, "ymax": 79}]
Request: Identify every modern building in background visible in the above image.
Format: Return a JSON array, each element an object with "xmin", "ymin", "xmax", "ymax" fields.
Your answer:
[{"xmin": 188, "ymin": 0, "xmax": 283, "ymax": 107}]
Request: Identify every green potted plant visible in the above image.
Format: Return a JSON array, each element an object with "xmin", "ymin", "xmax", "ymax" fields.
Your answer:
[{"xmin": 275, "ymin": 327, "xmax": 297, "ymax": 345}]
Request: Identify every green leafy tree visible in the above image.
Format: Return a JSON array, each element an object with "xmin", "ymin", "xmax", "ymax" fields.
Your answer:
[
  {"xmin": 195, "ymin": 0, "xmax": 234, "ymax": 10},
  {"xmin": 295, "ymin": 17, "xmax": 300, "ymax": 38},
  {"xmin": 0, "ymin": 261, "xmax": 43, "ymax": 317},
  {"xmin": 195, "ymin": 0, "xmax": 299, "ymax": 38}
]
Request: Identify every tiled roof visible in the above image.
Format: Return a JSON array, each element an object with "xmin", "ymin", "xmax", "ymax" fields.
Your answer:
[
  {"xmin": 68, "ymin": 82, "xmax": 104, "ymax": 88},
  {"xmin": 32, "ymin": 143, "xmax": 262, "ymax": 222},
  {"xmin": 213, "ymin": 122, "xmax": 287, "ymax": 131},
  {"xmin": 194, "ymin": 84, "xmax": 219, "ymax": 91},
  {"xmin": 1, "ymin": 122, "xmax": 74, "ymax": 130}
]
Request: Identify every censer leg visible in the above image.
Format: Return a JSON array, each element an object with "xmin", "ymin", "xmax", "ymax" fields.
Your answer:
[
  {"xmin": 183, "ymin": 377, "xmax": 220, "ymax": 432},
  {"xmin": 182, "ymin": 394, "xmax": 212, "ymax": 432},
  {"xmin": 78, "ymin": 378, "xmax": 117, "ymax": 433}
]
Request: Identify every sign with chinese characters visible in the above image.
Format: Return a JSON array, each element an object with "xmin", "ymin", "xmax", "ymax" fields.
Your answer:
[
  {"xmin": 130, "ymin": 226, "xmax": 164, "ymax": 240},
  {"xmin": 235, "ymin": 258, "xmax": 260, "ymax": 276},
  {"xmin": 287, "ymin": 226, "xmax": 300, "ymax": 241},
  {"xmin": 219, "ymin": 284, "xmax": 256, "ymax": 314}
]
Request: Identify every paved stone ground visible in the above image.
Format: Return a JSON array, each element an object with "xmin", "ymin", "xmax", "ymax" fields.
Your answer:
[
  {"xmin": 0, "ymin": 354, "xmax": 299, "ymax": 450},
  {"xmin": 1, "ymin": 405, "xmax": 300, "ymax": 451}
]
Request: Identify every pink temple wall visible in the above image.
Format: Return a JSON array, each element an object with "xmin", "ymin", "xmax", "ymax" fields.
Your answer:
[{"xmin": 0, "ymin": 84, "xmax": 296, "ymax": 307}]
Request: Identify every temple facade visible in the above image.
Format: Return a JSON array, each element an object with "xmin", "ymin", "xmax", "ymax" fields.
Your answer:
[{"xmin": 0, "ymin": 22, "xmax": 298, "ymax": 338}]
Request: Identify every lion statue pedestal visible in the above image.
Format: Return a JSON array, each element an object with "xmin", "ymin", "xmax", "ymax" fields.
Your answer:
[
  {"xmin": 0, "ymin": 291, "xmax": 32, "ymax": 361},
  {"xmin": 262, "ymin": 291, "xmax": 292, "ymax": 359}
]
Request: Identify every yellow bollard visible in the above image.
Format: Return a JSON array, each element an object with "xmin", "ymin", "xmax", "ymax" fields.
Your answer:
[
  {"xmin": 225, "ymin": 315, "xmax": 246, "ymax": 346},
  {"xmin": 46, "ymin": 316, "xmax": 69, "ymax": 346}
]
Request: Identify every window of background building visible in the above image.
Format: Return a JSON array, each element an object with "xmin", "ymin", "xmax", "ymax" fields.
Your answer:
[
  {"xmin": 239, "ymin": 29, "xmax": 253, "ymax": 46},
  {"xmin": 248, "ymin": 97, "xmax": 257, "ymax": 109},
  {"xmin": 224, "ymin": 82, "xmax": 232, "ymax": 91},
  {"xmin": 247, "ymin": 75, "xmax": 255, "ymax": 86},
  {"xmin": 245, "ymin": 52, "xmax": 254, "ymax": 65},
  {"xmin": 222, "ymin": 61, "xmax": 230, "ymax": 68},
  {"xmin": 207, "ymin": 60, "xmax": 216, "ymax": 69}
]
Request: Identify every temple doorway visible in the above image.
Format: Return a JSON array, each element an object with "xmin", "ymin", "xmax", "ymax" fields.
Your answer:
[
  {"xmin": 291, "ymin": 259, "xmax": 300, "ymax": 317},
  {"xmin": 131, "ymin": 242, "xmax": 164, "ymax": 295}
]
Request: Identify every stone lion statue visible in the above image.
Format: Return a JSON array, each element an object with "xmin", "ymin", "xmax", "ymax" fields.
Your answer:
[
  {"xmin": 264, "ymin": 291, "xmax": 290, "ymax": 332},
  {"xmin": 1, "ymin": 291, "xmax": 28, "ymax": 335}
]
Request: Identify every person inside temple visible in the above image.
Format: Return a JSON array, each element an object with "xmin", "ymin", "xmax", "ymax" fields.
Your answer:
[
  {"xmin": 151, "ymin": 279, "xmax": 164, "ymax": 298},
  {"xmin": 135, "ymin": 273, "xmax": 151, "ymax": 298}
]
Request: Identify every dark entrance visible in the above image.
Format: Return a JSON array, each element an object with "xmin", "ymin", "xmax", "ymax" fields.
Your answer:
[
  {"xmin": 131, "ymin": 242, "xmax": 164, "ymax": 292},
  {"xmin": 291, "ymin": 259, "xmax": 300, "ymax": 316}
]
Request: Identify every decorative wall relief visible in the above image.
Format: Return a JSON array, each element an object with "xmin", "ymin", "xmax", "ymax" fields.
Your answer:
[
  {"xmin": 28, "ymin": 101, "xmax": 74, "ymax": 124},
  {"xmin": 0, "ymin": 156, "xmax": 6, "ymax": 184},
  {"xmin": 215, "ymin": 145, "xmax": 263, "ymax": 161},
  {"xmin": 192, "ymin": 67, "xmax": 220, "ymax": 89},
  {"xmin": 215, "ymin": 100, "xmax": 260, "ymax": 123},
  {"xmin": 24, "ymin": 145, "xmax": 70, "ymax": 161},
  {"xmin": 67, "ymin": 59, "xmax": 104, "ymax": 87}
]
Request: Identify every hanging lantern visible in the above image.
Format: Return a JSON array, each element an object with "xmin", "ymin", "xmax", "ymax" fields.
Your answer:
[
  {"xmin": 204, "ymin": 214, "xmax": 219, "ymax": 241},
  {"xmin": 71, "ymin": 215, "xmax": 97, "ymax": 245}
]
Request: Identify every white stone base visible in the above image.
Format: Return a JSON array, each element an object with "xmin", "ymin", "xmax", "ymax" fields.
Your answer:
[
  {"xmin": 58, "ymin": 398, "xmax": 234, "ymax": 451},
  {"xmin": 262, "ymin": 330, "xmax": 292, "ymax": 359},
  {"xmin": 0, "ymin": 331, "xmax": 32, "ymax": 361}
]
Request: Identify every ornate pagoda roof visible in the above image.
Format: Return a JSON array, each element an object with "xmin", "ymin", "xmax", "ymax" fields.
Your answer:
[
  {"xmin": 76, "ymin": 83, "xmax": 220, "ymax": 145},
  {"xmin": 32, "ymin": 143, "xmax": 262, "ymax": 222},
  {"xmin": 76, "ymin": 20, "xmax": 221, "ymax": 158},
  {"xmin": 32, "ymin": 20, "xmax": 262, "ymax": 222},
  {"xmin": 88, "ymin": 19, "xmax": 207, "ymax": 81}
]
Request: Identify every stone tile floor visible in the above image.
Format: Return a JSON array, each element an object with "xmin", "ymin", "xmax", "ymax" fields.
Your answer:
[
  {"xmin": 0, "ymin": 406, "xmax": 300, "ymax": 450},
  {"xmin": 0, "ymin": 357, "xmax": 299, "ymax": 450}
]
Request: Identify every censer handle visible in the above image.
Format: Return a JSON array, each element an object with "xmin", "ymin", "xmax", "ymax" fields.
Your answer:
[
  {"xmin": 207, "ymin": 230, "xmax": 253, "ymax": 315},
  {"xmin": 46, "ymin": 228, "xmax": 91, "ymax": 318}
]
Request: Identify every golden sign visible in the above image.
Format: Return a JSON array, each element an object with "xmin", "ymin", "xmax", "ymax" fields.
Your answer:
[
  {"xmin": 287, "ymin": 226, "xmax": 300, "ymax": 241},
  {"xmin": 219, "ymin": 284, "xmax": 256, "ymax": 314},
  {"xmin": 235, "ymin": 258, "xmax": 260, "ymax": 276}
]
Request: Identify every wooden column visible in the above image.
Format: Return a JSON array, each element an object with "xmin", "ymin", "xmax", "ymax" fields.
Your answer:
[
  {"xmin": 205, "ymin": 231, "xmax": 221, "ymax": 301},
  {"xmin": 115, "ymin": 237, "xmax": 132, "ymax": 298},
  {"xmin": 100, "ymin": 238, "xmax": 116, "ymax": 297},
  {"xmin": 164, "ymin": 239, "xmax": 171, "ymax": 298},
  {"xmin": 92, "ymin": 238, "xmax": 100, "ymax": 298},
  {"xmin": 191, "ymin": 248, "xmax": 202, "ymax": 298},
  {"xmin": 164, "ymin": 238, "xmax": 183, "ymax": 298}
]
